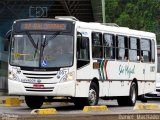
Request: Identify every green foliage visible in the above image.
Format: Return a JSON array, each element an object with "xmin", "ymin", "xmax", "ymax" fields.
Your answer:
[{"xmin": 105, "ymin": 0, "xmax": 160, "ymax": 43}]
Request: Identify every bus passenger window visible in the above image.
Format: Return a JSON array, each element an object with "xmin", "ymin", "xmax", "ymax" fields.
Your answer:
[
  {"xmin": 103, "ymin": 34, "xmax": 115, "ymax": 59},
  {"xmin": 92, "ymin": 32, "xmax": 103, "ymax": 59},
  {"xmin": 140, "ymin": 39, "xmax": 151, "ymax": 62},
  {"xmin": 129, "ymin": 37, "xmax": 138, "ymax": 61},
  {"xmin": 116, "ymin": 35, "xmax": 128, "ymax": 60},
  {"xmin": 151, "ymin": 40, "xmax": 155, "ymax": 62}
]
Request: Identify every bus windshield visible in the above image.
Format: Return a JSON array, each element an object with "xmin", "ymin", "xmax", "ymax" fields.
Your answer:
[{"xmin": 10, "ymin": 33, "xmax": 73, "ymax": 68}]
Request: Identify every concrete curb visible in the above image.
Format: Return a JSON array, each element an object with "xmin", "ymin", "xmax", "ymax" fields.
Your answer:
[
  {"xmin": 133, "ymin": 103, "xmax": 160, "ymax": 110},
  {"xmin": 31, "ymin": 108, "xmax": 57, "ymax": 115},
  {"xmin": 83, "ymin": 106, "xmax": 108, "ymax": 112},
  {"xmin": 0, "ymin": 97, "xmax": 24, "ymax": 107}
]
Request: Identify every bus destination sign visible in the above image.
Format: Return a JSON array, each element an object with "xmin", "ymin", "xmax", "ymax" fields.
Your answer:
[{"xmin": 21, "ymin": 23, "xmax": 67, "ymax": 31}]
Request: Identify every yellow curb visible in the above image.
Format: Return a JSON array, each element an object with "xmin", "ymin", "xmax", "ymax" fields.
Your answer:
[
  {"xmin": 54, "ymin": 97, "xmax": 66, "ymax": 99},
  {"xmin": 133, "ymin": 103, "xmax": 160, "ymax": 110},
  {"xmin": 31, "ymin": 108, "xmax": 57, "ymax": 115},
  {"xmin": 43, "ymin": 102, "xmax": 52, "ymax": 105},
  {"xmin": 60, "ymin": 102, "xmax": 69, "ymax": 105},
  {"xmin": 4, "ymin": 98, "xmax": 21, "ymax": 107},
  {"xmin": 83, "ymin": 106, "xmax": 108, "ymax": 112}
]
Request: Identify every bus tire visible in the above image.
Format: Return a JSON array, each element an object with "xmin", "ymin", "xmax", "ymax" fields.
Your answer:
[
  {"xmin": 128, "ymin": 82, "xmax": 137, "ymax": 106},
  {"xmin": 25, "ymin": 96, "xmax": 44, "ymax": 109},
  {"xmin": 117, "ymin": 82, "xmax": 137, "ymax": 106},
  {"xmin": 88, "ymin": 82, "xmax": 99, "ymax": 105},
  {"xmin": 74, "ymin": 82, "xmax": 99, "ymax": 108}
]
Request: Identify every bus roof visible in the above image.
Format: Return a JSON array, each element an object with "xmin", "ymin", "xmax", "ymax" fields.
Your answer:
[{"xmin": 75, "ymin": 21, "xmax": 156, "ymax": 39}]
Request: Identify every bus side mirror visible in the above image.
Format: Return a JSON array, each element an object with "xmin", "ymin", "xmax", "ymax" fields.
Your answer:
[
  {"xmin": 4, "ymin": 30, "xmax": 11, "ymax": 51},
  {"xmin": 77, "ymin": 32, "xmax": 87, "ymax": 49},
  {"xmin": 5, "ymin": 30, "xmax": 11, "ymax": 41}
]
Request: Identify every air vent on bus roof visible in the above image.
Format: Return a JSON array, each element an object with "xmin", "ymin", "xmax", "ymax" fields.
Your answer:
[
  {"xmin": 101, "ymin": 23, "xmax": 119, "ymax": 27},
  {"xmin": 55, "ymin": 16, "xmax": 79, "ymax": 21}
]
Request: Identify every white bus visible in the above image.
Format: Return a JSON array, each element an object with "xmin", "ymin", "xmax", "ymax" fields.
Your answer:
[{"xmin": 8, "ymin": 16, "xmax": 157, "ymax": 108}]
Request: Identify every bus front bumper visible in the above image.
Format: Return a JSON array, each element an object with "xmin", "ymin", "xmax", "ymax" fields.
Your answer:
[{"xmin": 8, "ymin": 80, "xmax": 75, "ymax": 97}]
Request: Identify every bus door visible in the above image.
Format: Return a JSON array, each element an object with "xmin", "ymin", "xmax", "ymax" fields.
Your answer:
[
  {"xmin": 142, "ymin": 39, "xmax": 156, "ymax": 93},
  {"xmin": 76, "ymin": 30, "xmax": 91, "ymax": 97}
]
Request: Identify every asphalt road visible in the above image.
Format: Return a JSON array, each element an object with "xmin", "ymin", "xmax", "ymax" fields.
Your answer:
[{"xmin": 1, "ymin": 99, "xmax": 160, "ymax": 120}]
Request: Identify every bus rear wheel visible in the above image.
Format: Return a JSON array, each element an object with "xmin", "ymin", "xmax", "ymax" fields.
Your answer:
[
  {"xmin": 117, "ymin": 82, "xmax": 137, "ymax": 106},
  {"xmin": 25, "ymin": 96, "xmax": 44, "ymax": 109},
  {"xmin": 73, "ymin": 82, "xmax": 99, "ymax": 108}
]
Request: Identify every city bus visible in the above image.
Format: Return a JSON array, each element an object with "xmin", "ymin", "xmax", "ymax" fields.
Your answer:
[{"xmin": 8, "ymin": 16, "xmax": 157, "ymax": 108}]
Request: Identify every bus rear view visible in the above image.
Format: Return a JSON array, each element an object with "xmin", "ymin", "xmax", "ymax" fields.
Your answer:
[{"xmin": 8, "ymin": 19, "xmax": 75, "ymax": 108}]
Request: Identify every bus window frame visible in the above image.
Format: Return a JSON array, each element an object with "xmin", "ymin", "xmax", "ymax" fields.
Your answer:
[
  {"xmin": 115, "ymin": 35, "xmax": 128, "ymax": 61},
  {"xmin": 128, "ymin": 36, "xmax": 140, "ymax": 62},
  {"xmin": 140, "ymin": 38, "xmax": 152, "ymax": 63},
  {"xmin": 92, "ymin": 32, "xmax": 103, "ymax": 59},
  {"xmin": 103, "ymin": 33, "xmax": 116, "ymax": 60}
]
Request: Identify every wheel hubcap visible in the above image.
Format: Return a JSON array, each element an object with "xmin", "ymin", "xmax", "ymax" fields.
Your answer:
[
  {"xmin": 88, "ymin": 88, "xmax": 97, "ymax": 105},
  {"xmin": 131, "ymin": 86, "xmax": 136, "ymax": 103}
]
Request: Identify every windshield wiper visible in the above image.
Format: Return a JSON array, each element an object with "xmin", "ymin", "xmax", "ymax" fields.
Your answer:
[
  {"xmin": 34, "ymin": 39, "xmax": 39, "ymax": 58},
  {"xmin": 26, "ymin": 32, "xmax": 40, "ymax": 58},
  {"xmin": 26, "ymin": 32, "xmax": 38, "ymax": 49}
]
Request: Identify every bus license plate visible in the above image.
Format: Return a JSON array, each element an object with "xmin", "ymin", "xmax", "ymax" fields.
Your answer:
[{"xmin": 33, "ymin": 84, "xmax": 44, "ymax": 89}]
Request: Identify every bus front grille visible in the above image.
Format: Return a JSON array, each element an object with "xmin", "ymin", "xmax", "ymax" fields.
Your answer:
[
  {"xmin": 25, "ymin": 87, "xmax": 54, "ymax": 92},
  {"xmin": 23, "ymin": 72, "xmax": 57, "ymax": 79},
  {"xmin": 26, "ymin": 89, "xmax": 53, "ymax": 92}
]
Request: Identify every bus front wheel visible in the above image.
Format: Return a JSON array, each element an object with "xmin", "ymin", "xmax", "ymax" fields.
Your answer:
[
  {"xmin": 73, "ymin": 82, "xmax": 99, "ymax": 108},
  {"xmin": 25, "ymin": 96, "xmax": 44, "ymax": 109}
]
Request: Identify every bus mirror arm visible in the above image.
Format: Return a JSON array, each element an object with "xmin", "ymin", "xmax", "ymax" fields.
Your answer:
[
  {"xmin": 77, "ymin": 32, "xmax": 86, "ymax": 49},
  {"xmin": 5, "ymin": 30, "xmax": 11, "ymax": 41}
]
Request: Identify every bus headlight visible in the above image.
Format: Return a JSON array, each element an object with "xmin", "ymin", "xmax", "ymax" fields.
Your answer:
[
  {"xmin": 8, "ymin": 71, "xmax": 20, "ymax": 82},
  {"xmin": 66, "ymin": 72, "xmax": 74, "ymax": 80},
  {"xmin": 60, "ymin": 72, "xmax": 75, "ymax": 83}
]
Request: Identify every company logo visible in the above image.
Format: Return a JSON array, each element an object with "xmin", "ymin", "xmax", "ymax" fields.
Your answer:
[
  {"xmin": 29, "ymin": 6, "xmax": 48, "ymax": 17},
  {"xmin": 37, "ymin": 79, "xmax": 41, "ymax": 83}
]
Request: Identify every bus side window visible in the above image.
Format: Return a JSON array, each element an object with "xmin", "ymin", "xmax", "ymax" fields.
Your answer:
[
  {"xmin": 77, "ymin": 37, "xmax": 89, "ymax": 60},
  {"xmin": 116, "ymin": 35, "xmax": 128, "ymax": 60},
  {"xmin": 103, "ymin": 34, "xmax": 115, "ymax": 59},
  {"xmin": 140, "ymin": 39, "xmax": 151, "ymax": 62},
  {"xmin": 92, "ymin": 32, "xmax": 103, "ymax": 59},
  {"xmin": 77, "ymin": 35, "xmax": 90, "ymax": 68},
  {"xmin": 129, "ymin": 37, "xmax": 138, "ymax": 61},
  {"xmin": 151, "ymin": 39, "xmax": 155, "ymax": 62}
]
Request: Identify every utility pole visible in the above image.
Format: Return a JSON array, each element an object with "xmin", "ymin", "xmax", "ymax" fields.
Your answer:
[{"xmin": 101, "ymin": 0, "xmax": 106, "ymax": 23}]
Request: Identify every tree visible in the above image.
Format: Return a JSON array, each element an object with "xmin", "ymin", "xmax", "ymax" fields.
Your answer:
[{"xmin": 105, "ymin": 0, "xmax": 160, "ymax": 43}]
